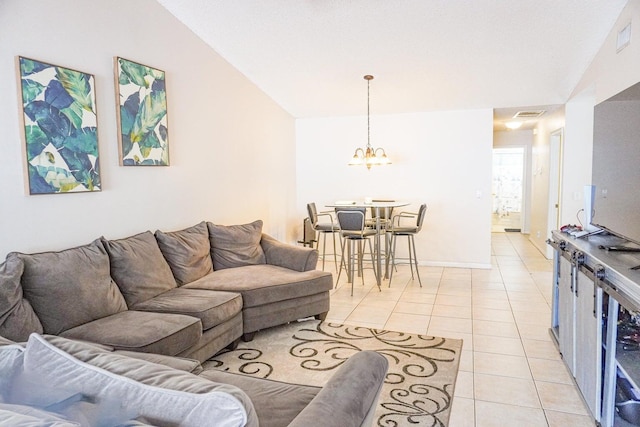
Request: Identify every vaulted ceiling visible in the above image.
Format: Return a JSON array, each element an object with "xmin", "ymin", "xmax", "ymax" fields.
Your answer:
[{"xmin": 157, "ymin": 0, "xmax": 627, "ymax": 126}]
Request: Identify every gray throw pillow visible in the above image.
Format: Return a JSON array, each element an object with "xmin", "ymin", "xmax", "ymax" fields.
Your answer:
[
  {"xmin": 12, "ymin": 239, "xmax": 128, "ymax": 335},
  {"xmin": 207, "ymin": 220, "xmax": 266, "ymax": 270},
  {"xmin": 155, "ymin": 222, "xmax": 214, "ymax": 286},
  {"xmin": 0, "ymin": 255, "xmax": 43, "ymax": 341},
  {"xmin": 102, "ymin": 232, "xmax": 177, "ymax": 307}
]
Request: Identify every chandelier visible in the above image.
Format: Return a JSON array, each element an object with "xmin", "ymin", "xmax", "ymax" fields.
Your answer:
[{"xmin": 348, "ymin": 75, "xmax": 391, "ymax": 170}]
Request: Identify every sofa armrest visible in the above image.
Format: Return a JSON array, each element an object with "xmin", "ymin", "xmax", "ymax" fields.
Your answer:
[
  {"xmin": 260, "ymin": 234, "xmax": 319, "ymax": 272},
  {"xmin": 288, "ymin": 351, "xmax": 388, "ymax": 427}
]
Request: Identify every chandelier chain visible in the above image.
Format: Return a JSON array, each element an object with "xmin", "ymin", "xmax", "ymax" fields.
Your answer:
[
  {"xmin": 347, "ymin": 74, "xmax": 391, "ymax": 169},
  {"xmin": 367, "ymin": 77, "xmax": 371, "ymax": 149}
]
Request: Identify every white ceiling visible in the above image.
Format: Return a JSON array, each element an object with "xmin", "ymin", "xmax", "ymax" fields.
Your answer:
[{"xmin": 157, "ymin": 0, "xmax": 627, "ymax": 125}]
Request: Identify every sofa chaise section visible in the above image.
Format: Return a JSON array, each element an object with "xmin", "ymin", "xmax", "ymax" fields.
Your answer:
[
  {"xmin": 185, "ymin": 265, "xmax": 332, "ymax": 339},
  {"xmin": 160, "ymin": 220, "xmax": 332, "ymax": 340}
]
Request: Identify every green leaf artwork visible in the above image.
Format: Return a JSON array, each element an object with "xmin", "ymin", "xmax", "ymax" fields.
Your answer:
[
  {"xmin": 17, "ymin": 57, "xmax": 100, "ymax": 194},
  {"xmin": 115, "ymin": 57, "xmax": 169, "ymax": 166}
]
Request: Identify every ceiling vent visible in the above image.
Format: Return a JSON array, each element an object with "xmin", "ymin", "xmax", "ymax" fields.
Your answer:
[{"xmin": 513, "ymin": 110, "xmax": 545, "ymax": 118}]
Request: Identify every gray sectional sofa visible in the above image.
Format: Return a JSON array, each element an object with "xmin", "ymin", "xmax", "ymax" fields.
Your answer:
[
  {"xmin": 0, "ymin": 220, "xmax": 333, "ymax": 362},
  {"xmin": 0, "ymin": 219, "xmax": 389, "ymax": 426}
]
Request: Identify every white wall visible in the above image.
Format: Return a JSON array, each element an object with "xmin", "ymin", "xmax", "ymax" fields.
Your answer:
[
  {"xmin": 572, "ymin": 3, "xmax": 640, "ymax": 106},
  {"xmin": 0, "ymin": 0, "xmax": 296, "ymax": 259},
  {"xmin": 562, "ymin": 88, "xmax": 596, "ymax": 227},
  {"xmin": 493, "ymin": 129, "xmax": 534, "ymax": 234},
  {"xmin": 557, "ymin": 1, "xmax": 640, "ymax": 251},
  {"xmin": 296, "ymin": 109, "xmax": 494, "ymax": 268},
  {"xmin": 529, "ymin": 109, "xmax": 565, "ymax": 257}
]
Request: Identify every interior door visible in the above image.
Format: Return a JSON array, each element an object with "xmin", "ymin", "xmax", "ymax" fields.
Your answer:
[
  {"xmin": 558, "ymin": 256, "xmax": 575, "ymax": 374},
  {"xmin": 574, "ymin": 270, "xmax": 602, "ymax": 421}
]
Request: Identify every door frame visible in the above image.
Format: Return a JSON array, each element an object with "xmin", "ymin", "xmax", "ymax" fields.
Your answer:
[{"xmin": 547, "ymin": 128, "xmax": 564, "ymax": 257}]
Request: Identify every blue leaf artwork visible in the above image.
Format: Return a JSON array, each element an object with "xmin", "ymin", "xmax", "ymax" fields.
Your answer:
[
  {"xmin": 115, "ymin": 57, "xmax": 169, "ymax": 166},
  {"xmin": 17, "ymin": 57, "xmax": 100, "ymax": 194}
]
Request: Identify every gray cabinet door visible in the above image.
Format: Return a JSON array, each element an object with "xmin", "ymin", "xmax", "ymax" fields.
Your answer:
[
  {"xmin": 575, "ymin": 270, "xmax": 602, "ymax": 421},
  {"xmin": 558, "ymin": 256, "xmax": 575, "ymax": 374}
]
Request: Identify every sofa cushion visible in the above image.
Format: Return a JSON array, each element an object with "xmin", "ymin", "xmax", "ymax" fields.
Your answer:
[
  {"xmin": 183, "ymin": 265, "xmax": 333, "ymax": 308},
  {"xmin": 16, "ymin": 334, "xmax": 253, "ymax": 427},
  {"xmin": 132, "ymin": 288, "xmax": 242, "ymax": 331},
  {"xmin": 102, "ymin": 231, "xmax": 177, "ymax": 307},
  {"xmin": 114, "ymin": 350, "xmax": 203, "ymax": 374},
  {"xmin": 208, "ymin": 220, "xmax": 266, "ymax": 270},
  {"xmin": 199, "ymin": 369, "xmax": 320, "ymax": 427},
  {"xmin": 155, "ymin": 222, "xmax": 213, "ymax": 285},
  {"xmin": 60, "ymin": 310, "xmax": 201, "ymax": 356},
  {"xmin": 0, "ymin": 255, "xmax": 43, "ymax": 342},
  {"xmin": 12, "ymin": 240, "xmax": 127, "ymax": 335}
]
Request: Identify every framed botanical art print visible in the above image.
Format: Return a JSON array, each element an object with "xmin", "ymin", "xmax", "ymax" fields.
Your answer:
[
  {"xmin": 16, "ymin": 56, "xmax": 101, "ymax": 194},
  {"xmin": 114, "ymin": 57, "xmax": 169, "ymax": 166}
]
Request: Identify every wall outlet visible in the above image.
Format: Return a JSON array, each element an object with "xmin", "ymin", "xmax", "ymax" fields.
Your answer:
[{"xmin": 536, "ymin": 231, "xmax": 541, "ymax": 238}]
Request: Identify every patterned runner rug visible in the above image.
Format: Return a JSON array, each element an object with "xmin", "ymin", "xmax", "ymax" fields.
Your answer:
[{"xmin": 202, "ymin": 319, "xmax": 462, "ymax": 427}]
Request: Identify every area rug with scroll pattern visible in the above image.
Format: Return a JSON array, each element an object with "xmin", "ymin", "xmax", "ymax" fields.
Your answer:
[{"xmin": 202, "ymin": 319, "xmax": 462, "ymax": 427}]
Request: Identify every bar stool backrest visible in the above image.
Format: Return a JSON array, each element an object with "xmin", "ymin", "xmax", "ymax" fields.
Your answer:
[
  {"xmin": 416, "ymin": 204, "xmax": 428, "ymax": 232},
  {"xmin": 336, "ymin": 208, "xmax": 366, "ymax": 233},
  {"xmin": 307, "ymin": 202, "xmax": 319, "ymax": 227}
]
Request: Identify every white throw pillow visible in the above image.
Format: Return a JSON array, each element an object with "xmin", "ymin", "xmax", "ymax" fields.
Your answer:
[
  {"xmin": 21, "ymin": 334, "xmax": 248, "ymax": 427},
  {"xmin": 0, "ymin": 344, "xmax": 24, "ymax": 403}
]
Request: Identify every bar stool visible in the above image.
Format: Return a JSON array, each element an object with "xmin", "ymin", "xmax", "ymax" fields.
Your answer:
[
  {"xmin": 387, "ymin": 204, "xmax": 427, "ymax": 287},
  {"xmin": 335, "ymin": 208, "xmax": 378, "ymax": 295},
  {"xmin": 306, "ymin": 202, "xmax": 339, "ymax": 271}
]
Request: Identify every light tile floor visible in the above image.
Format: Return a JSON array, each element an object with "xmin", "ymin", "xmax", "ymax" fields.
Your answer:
[{"xmin": 319, "ymin": 232, "xmax": 594, "ymax": 427}]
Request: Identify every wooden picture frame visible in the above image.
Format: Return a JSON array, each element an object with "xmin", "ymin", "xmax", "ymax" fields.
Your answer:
[
  {"xmin": 114, "ymin": 57, "xmax": 169, "ymax": 166},
  {"xmin": 16, "ymin": 56, "xmax": 101, "ymax": 194}
]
